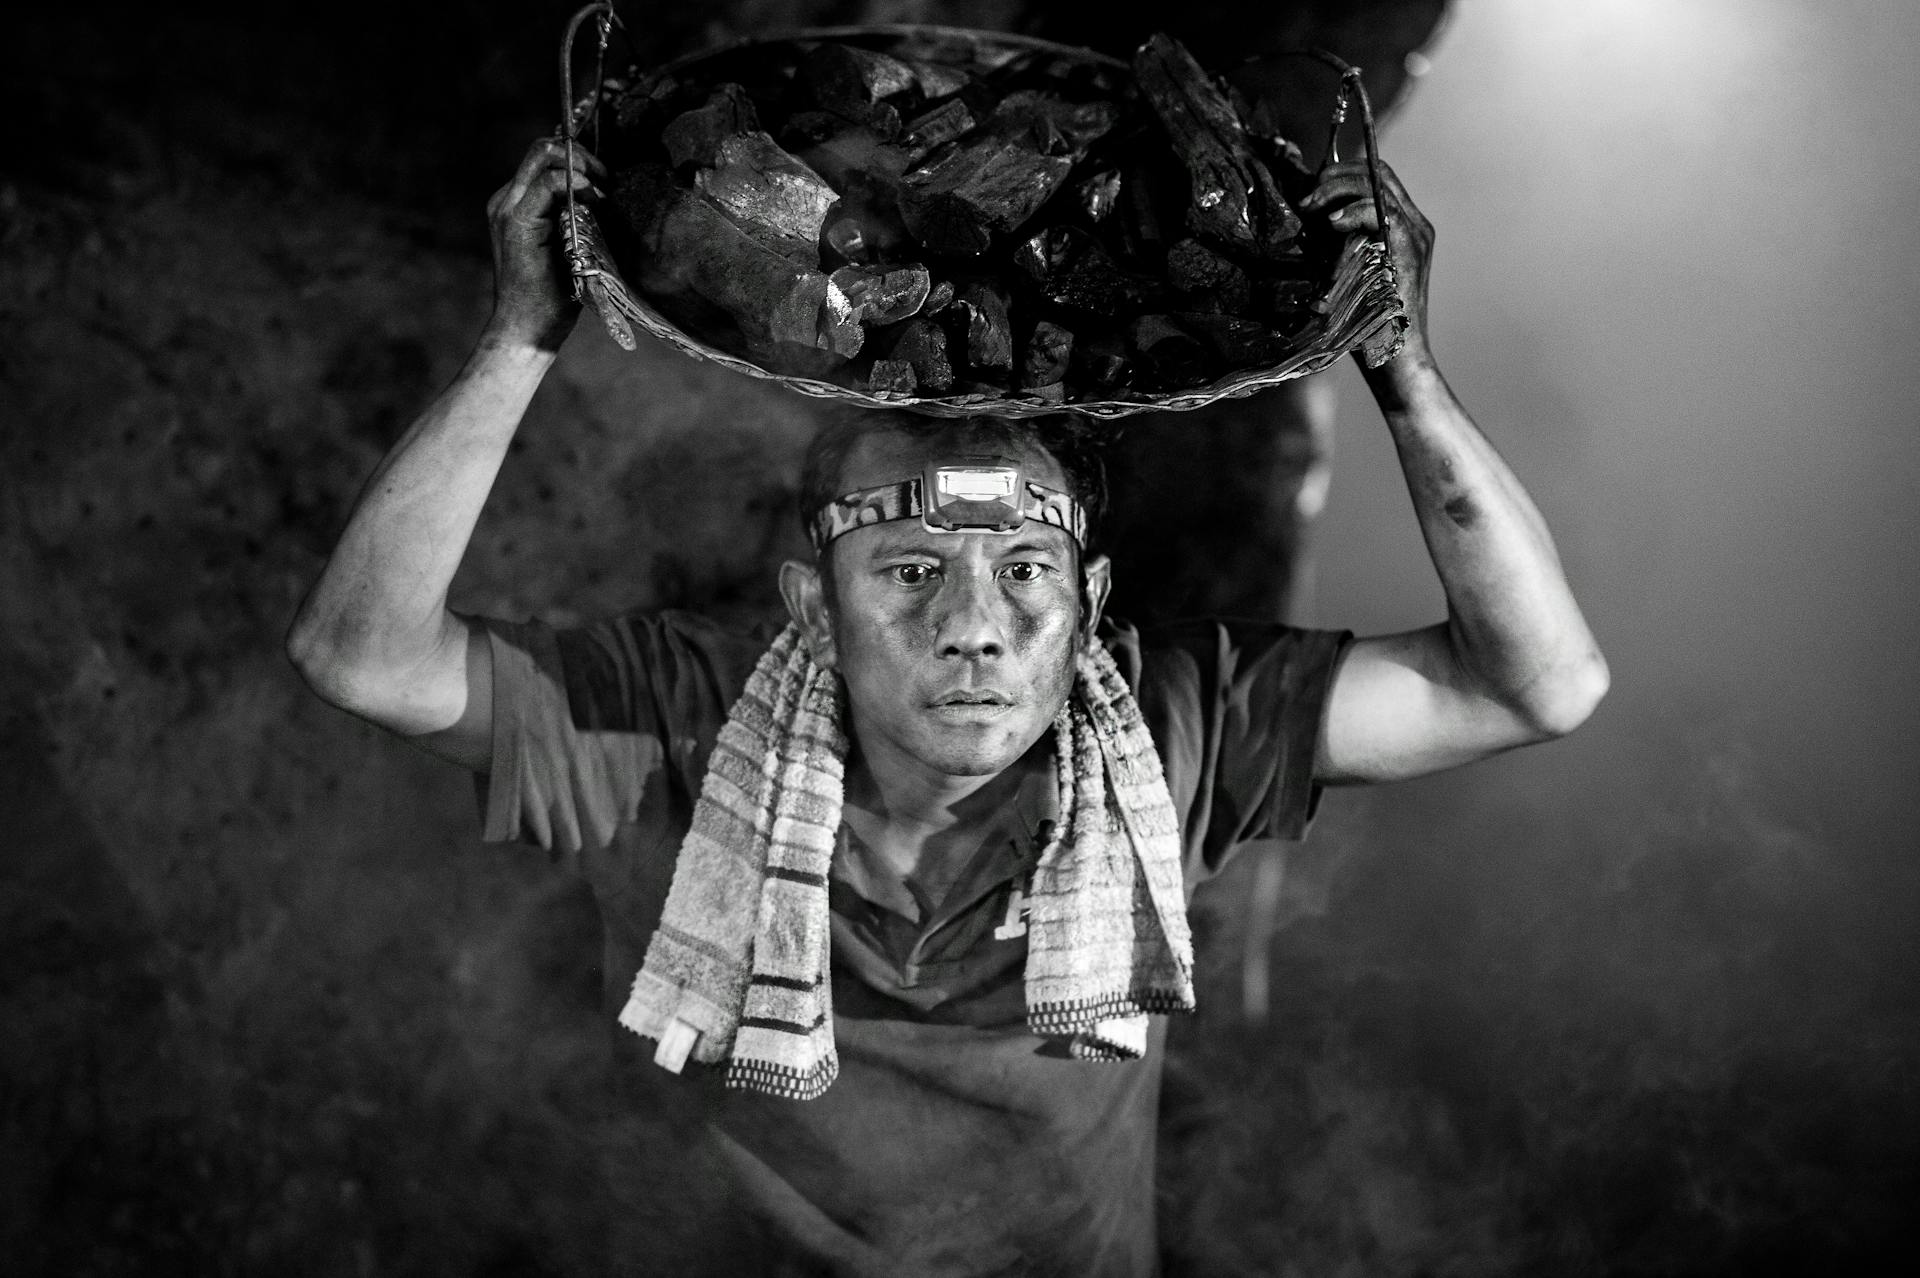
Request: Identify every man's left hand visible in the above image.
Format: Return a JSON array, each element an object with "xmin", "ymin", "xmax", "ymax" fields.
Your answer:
[{"xmin": 1300, "ymin": 159, "xmax": 1436, "ymax": 357}]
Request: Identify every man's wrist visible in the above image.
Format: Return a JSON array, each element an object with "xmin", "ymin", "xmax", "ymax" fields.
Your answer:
[
  {"xmin": 477, "ymin": 310, "xmax": 572, "ymax": 362},
  {"xmin": 1360, "ymin": 335, "xmax": 1442, "ymax": 414}
]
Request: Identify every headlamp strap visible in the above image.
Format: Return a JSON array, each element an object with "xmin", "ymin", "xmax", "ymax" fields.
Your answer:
[{"xmin": 810, "ymin": 461, "xmax": 1087, "ymax": 550}]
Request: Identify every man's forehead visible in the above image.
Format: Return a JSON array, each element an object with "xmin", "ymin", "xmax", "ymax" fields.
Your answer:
[
  {"xmin": 834, "ymin": 424, "xmax": 1069, "ymax": 495},
  {"xmin": 852, "ymin": 519, "xmax": 1078, "ymax": 560}
]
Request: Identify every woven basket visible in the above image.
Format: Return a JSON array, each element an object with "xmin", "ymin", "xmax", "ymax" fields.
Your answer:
[{"xmin": 556, "ymin": 4, "xmax": 1406, "ymax": 420}]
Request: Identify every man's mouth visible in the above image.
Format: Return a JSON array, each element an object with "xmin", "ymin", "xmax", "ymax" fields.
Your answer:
[{"xmin": 930, "ymin": 689, "xmax": 1014, "ymax": 708}]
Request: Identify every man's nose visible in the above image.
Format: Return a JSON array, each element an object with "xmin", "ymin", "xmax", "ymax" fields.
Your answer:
[{"xmin": 935, "ymin": 573, "xmax": 1007, "ymax": 659}]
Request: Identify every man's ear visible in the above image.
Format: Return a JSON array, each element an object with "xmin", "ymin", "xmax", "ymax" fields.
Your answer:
[
  {"xmin": 1079, "ymin": 553, "xmax": 1112, "ymax": 644},
  {"xmin": 779, "ymin": 558, "xmax": 837, "ymax": 669}
]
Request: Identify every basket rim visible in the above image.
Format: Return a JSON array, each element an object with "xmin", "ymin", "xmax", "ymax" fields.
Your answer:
[
  {"xmin": 628, "ymin": 23, "xmax": 1130, "ymax": 91},
  {"xmin": 572, "ymin": 19, "xmax": 1405, "ymax": 419}
]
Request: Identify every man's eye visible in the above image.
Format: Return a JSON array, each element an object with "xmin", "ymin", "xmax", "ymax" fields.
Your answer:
[
  {"xmin": 1001, "ymin": 562, "xmax": 1050, "ymax": 583},
  {"xmin": 891, "ymin": 564, "xmax": 936, "ymax": 586}
]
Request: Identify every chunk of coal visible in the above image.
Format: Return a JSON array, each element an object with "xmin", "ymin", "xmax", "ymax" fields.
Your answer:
[
  {"xmin": 617, "ymin": 166, "xmax": 836, "ymax": 357},
  {"xmin": 1020, "ymin": 227, "xmax": 1147, "ymax": 317},
  {"xmin": 1076, "ymin": 169, "xmax": 1122, "ymax": 222},
  {"xmin": 693, "ymin": 133, "xmax": 839, "ymax": 262},
  {"xmin": 869, "ymin": 359, "xmax": 918, "ymax": 394},
  {"xmin": 906, "ymin": 60, "xmax": 971, "ymax": 100},
  {"xmin": 1011, "ymin": 229, "xmax": 1054, "ymax": 286},
  {"xmin": 1167, "ymin": 238, "xmax": 1251, "ymax": 314},
  {"xmin": 610, "ymin": 73, "xmax": 683, "ymax": 136},
  {"xmin": 820, "ymin": 181, "xmax": 915, "ymax": 266},
  {"xmin": 987, "ymin": 90, "xmax": 1120, "ymax": 157},
  {"xmin": 1126, "ymin": 314, "xmax": 1210, "ymax": 387},
  {"xmin": 1117, "ymin": 158, "xmax": 1168, "ymax": 261},
  {"xmin": 900, "ymin": 138, "xmax": 1074, "ymax": 255},
  {"xmin": 818, "ymin": 283, "xmax": 866, "ymax": 357},
  {"xmin": 829, "ymin": 263, "xmax": 931, "ymax": 326},
  {"xmin": 802, "ymin": 43, "xmax": 913, "ymax": 136},
  {"xmin": 1133, "ymin": 33, "xmax": 1301, "ymax": 260},
  {"xmin": 661, "ymin": 83, "xmax": 760, "ymax": 169},
  {"xmin": 880, "ymin": 318, "xmax": 955, "ymax": 392},
  {"xmin": 1021, "ymin": 320, "xmax": 1074, "ymax": 389},
  {"xmin": 803, "ymin": 43, "xmax": 919, "ymax": 112},
  {"xmin": 1237, "ymin": 94, "xmax": 1314, "ymax": 182},
  {"xmin": 902, "ymin": 98, "xmax": 976, "ymax": 165},
  {"xmin": 1072, "ymin": 332, "xmax": 1134, "ymax": 391},
  {"xmin": 953, "ymin": 280, "xmax": 1014, "ymax": 371}
]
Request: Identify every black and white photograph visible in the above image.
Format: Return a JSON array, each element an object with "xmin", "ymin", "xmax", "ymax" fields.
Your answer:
[{"xmin": 4, "ymin": 1, "xmax": 1916, "ymax": 1273}]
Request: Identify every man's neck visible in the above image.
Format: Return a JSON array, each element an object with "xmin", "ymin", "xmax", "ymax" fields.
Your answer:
[{"xmin": 841, "ymin": 737, "xmax": 1051, "ymax": 892}]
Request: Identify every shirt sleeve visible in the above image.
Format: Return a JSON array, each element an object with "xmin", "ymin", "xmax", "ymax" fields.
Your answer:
[
  {"xmin": 476, "ymin": 610, "xmax": 766, "ymax": 858},
  {"xmin": 1122, "ymin": 618, "xmax": 1352, "ymax": 879}
]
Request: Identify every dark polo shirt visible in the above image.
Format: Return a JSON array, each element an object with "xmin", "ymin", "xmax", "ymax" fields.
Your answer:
[{"xmin": 479, "ymin": 610, "xmax": 1348, "ymax": 1277}]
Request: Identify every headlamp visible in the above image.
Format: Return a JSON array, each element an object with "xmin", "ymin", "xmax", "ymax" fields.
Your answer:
[{"xmin": 809, "ymin": 456, "xmax": 1088, "ymax": 551}]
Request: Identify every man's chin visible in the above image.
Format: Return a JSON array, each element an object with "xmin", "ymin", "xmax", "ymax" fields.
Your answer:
[
  {"xmin": 907, "ymin": 719, "xmax": 1043, "ymax": 778},
  {"xmin": 912, "ymin": 740, "xmax": 1027, "ymax": 778}
]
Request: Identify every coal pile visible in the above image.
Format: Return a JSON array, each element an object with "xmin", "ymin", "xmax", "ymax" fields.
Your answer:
[{"xmin": 589, "ymin": 29, "xmax": 1395, "ymax": 408}]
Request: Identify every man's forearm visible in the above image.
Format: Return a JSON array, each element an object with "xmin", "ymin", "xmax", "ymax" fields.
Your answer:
[
  {"xmin": 1364, "ymin": 345, "xmax": 1608, "ymax": 734},
  {"xmin": 287, "ymin": 325, "xmax": 556, "ymax": 730}
]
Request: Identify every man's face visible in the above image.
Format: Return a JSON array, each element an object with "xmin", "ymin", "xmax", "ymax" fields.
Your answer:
[{"xmin": 789, "ymin": 428, "xmax": 1106, "ymax": 781}]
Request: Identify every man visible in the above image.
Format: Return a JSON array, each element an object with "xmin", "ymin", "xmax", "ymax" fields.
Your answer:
[{"xmin": 288, "ymin": 138, "xmax": 1605, "ymax": 1274}]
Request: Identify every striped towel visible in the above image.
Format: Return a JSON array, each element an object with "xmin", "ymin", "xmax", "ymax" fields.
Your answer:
[{"xmin": 619, "ymin": 623, "xmax": 1194, "ymax": 1099}]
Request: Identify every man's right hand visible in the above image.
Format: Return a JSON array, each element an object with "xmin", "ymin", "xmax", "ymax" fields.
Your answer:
[{"xmin": 484, "ymin": 136, "xmax": 608, "ymax": 351}]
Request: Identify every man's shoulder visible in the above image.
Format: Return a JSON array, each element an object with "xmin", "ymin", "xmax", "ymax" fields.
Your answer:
[
  {"xmin": 1104, "ymin": 614, "xmax": 1349, "ymax": 661},
  {"xmin": 1100, "ymin": 614, "xmax": 1277, "ymax": 676},
  {"xmin": 1102, "ymin": 613, "xmax": 1353, "ymax": 720},
  {"xmin": 546, "ymin": 608, "xmax": 776, "ymax": 735}
]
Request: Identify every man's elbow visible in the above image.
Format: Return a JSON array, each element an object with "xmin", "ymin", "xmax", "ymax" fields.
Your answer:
[
  {"xmin": 1514, "ymin": 648, "xmax": 1610, "ymax": 741},
  {"xmin": 286, "ymin": 616, "xmax": 375, "ymax": 716},
  {"xmin": 286, "ymin": 612, "xmax": 470, "ymax": 736},
  {"xmin": 285, "ymin": 606, "xmax": 398, "ymax": 719}
]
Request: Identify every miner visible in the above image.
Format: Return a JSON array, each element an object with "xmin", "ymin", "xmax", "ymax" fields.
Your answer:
[{"xmin": 288, "ymin": 136, "xmax": 1606, "ymax": 1273}]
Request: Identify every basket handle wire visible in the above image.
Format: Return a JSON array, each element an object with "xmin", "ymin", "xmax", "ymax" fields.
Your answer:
[
  {"xmin": 557, "ymin": 1, "xmax": 644, "ymax": 348},
  {"xmin": 1234, "ymin": 49, "xmax": 1394, "ymax": 276},
  {"xmin": 559, "ymin": 0, "xmax": 623, "ymax": 158}
]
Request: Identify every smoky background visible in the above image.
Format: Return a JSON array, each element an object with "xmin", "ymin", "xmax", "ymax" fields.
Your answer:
[{"xmin": 3, "ymin": 0, "xmax": 1916, "ymax": 1274}]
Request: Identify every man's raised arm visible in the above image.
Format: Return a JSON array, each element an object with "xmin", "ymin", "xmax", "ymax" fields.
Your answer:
[
  {"xmin": 1300, "ymin": 162, "xmax": 1610, "ymax": 783},
  {"xmin": 286, "ymin": 139, "xmax": 602, "ymax": 771}
]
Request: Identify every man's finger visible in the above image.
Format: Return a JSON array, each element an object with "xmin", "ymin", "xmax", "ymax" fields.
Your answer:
[
  {"xmin": 523, "ymin": 148, "xmax": 605, "ymax": 202},
  {"xmin": 497, "ymin": 138, "xmax": 574, "ymax": 213},
  {"xmin": 1308, "ymin": 159, "xmax": 1411, "ymax": 199},
  {"xmin": 545, "ymin": 140, "xmax": 608, "ymax": 180},
  {"xmin": 1327, "ymin": 199, "xmax": 1379, "ymax": 232},
  {"xmin": 499, "ymin": 160, "xmax": 601, "ymax": 224},
  {"xmin": 505, "ymin": 167, "xmax": 601, "ymax": 223},
  {"xmin": 565, "ymin": 146, "xmax": 609, "ymax": 179},
  {"xmin": 1322, "ymin": 159, "xmax": 1423, "ymax": 221},
  {"xmin": 540, "ymin": 166, "xmax": 600, "ymax": 196},
  {"xmin": 1298, "ymin": 175, "xmax": 1371, "ymax": 210},
  {"xmin": 1302, "ymin": 173, "xmax": 1424, "ymax": 238},
  {"xmin": 515, "ymin": 137, "xmax": 570, "ymax": 183}
]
